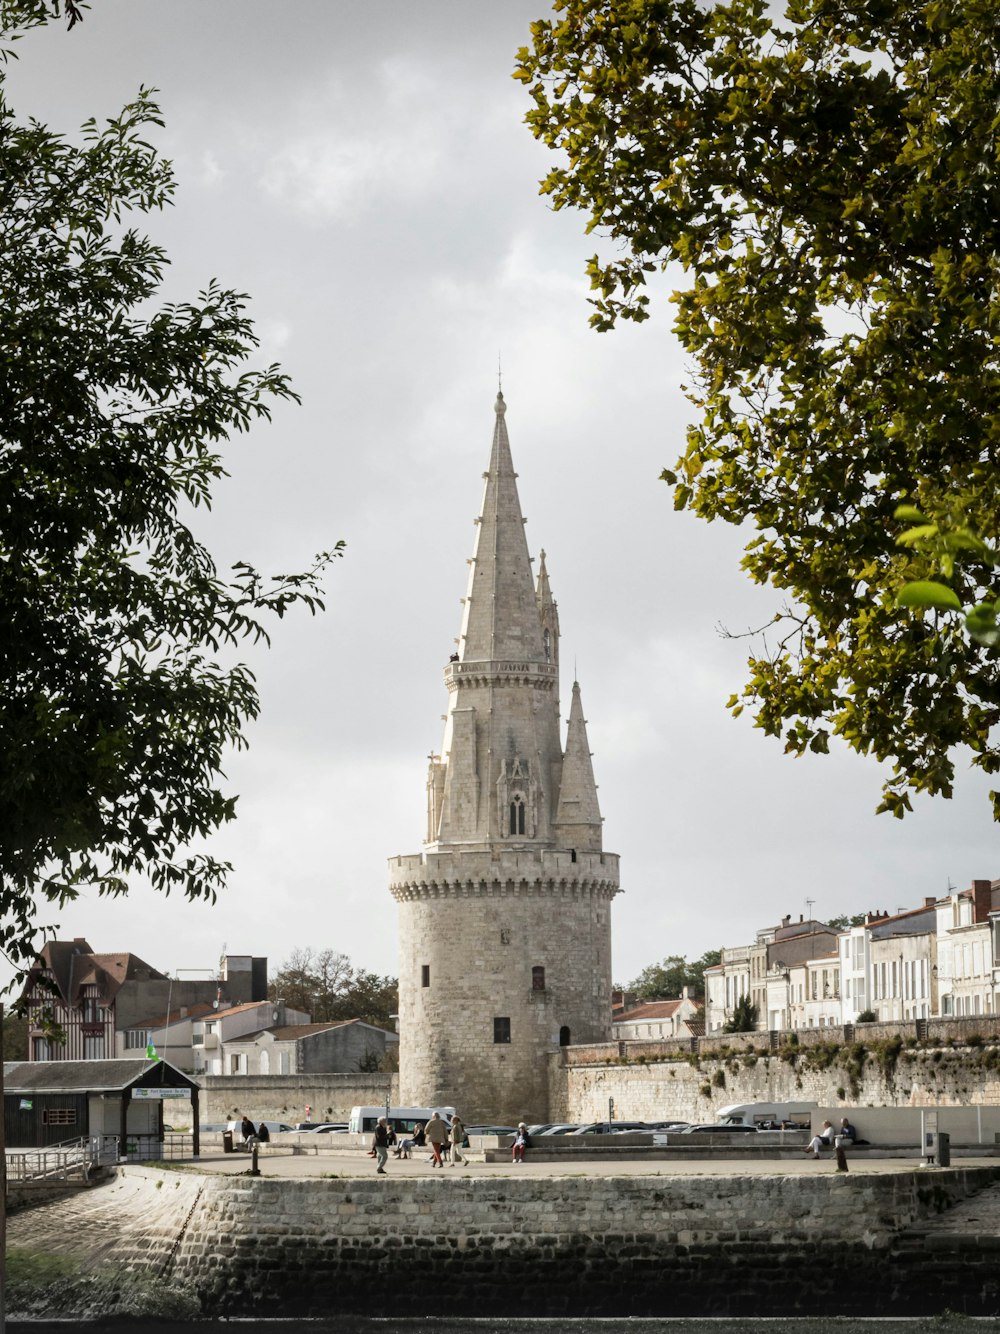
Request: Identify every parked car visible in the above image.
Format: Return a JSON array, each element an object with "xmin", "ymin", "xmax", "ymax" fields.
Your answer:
[
  {"xmin": 679, "ymin": 1123, "xmax": 759, "ymax": 1134},
  {"xmin": 300, "ymin": 1123, "xmax": 349, "ymax": 1134},
  {"xmin": 464, "ymin": 1125, "xmax": 517, "ymax": 1137},
  {"xmin": 536, "ymin": 1124, "xmax": 582, "ymax": 1135},
  {"xmin": 568, "ymin": 1121, "xmax": 651, "ymax": 1135}
]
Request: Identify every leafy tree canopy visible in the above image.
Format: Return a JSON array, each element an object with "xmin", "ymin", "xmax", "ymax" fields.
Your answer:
[
  {"xmin": 0, "ymin": 0, "xmax": 340, "ymax": 972},
  {"xmin": 269, "ymin": 948, "xmax": 399, "ymax": 1031},
  {"xmin": 628, "ymin": 948, "xmax": 721, "ymax": 1001},
  {"xmin": 517, "ymin": 0, "xmax": 1000, "ymax": 821},
  {"xmin": 723, "ymin": 994, "xmax": 758, "ymax": 1033}
]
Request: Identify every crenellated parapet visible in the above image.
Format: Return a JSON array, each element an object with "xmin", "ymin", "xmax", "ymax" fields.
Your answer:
[{"xmin": 388, "ymin": 847, "xmax": 620, "ymax": 903}]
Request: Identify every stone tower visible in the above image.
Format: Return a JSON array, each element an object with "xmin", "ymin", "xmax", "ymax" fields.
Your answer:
[{"xmin": 389, "ymin": 391, "xmax": 621, "ymax": 1123}]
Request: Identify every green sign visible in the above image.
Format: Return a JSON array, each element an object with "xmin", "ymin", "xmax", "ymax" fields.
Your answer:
[{"xmin": 132, "ymin": 1088, "xmax": 189, "ymax": 1100}]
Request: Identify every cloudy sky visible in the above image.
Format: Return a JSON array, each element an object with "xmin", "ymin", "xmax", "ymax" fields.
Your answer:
[{"xmin": 6, "ymin": 1, "xmax": 997, "ymax": 996}]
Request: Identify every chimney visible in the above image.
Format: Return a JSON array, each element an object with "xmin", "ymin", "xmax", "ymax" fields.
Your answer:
[
  {"xmin": 781, "ymin": 915, "xmax": 791, "ymax": 928},
  {"xmin": 925, "ymin": 897, "xmax": 935, "ymax": 907},
  {"xmin": 972, "ymin": 879, "xmax": 992, "ymax": 924},
  {"xmin": 799, "ymin": 914, "xmax": 804, "ymax": 923}
]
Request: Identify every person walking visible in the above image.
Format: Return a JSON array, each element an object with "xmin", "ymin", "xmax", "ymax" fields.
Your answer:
[
  {"xmin": 423, "ymin": 1111, "xmax": 448, "ymax": 1167},
  {"xmin": 373, "ymin": 1116, "xmax": 390, "ymax": 1175},
  {"xmin": 449, "ymin": 1113, "xmax": 467, "ymax": 1166}
]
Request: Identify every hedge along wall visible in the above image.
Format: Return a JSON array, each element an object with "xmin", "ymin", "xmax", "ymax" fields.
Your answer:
[{"xmin": 550, "ymin": 1033, "xmax": 1000, "ymax": 1125}]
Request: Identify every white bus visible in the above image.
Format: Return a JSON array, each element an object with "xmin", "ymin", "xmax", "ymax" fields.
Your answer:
[{"xmin": 348, "ymin": 1105, "xmax": 457, "ymax": 1136}]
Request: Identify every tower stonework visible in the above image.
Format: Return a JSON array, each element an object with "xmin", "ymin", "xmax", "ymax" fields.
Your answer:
[{"xmin": 389, "ymin": 392, "xmax": 621, "ymax": 1123}]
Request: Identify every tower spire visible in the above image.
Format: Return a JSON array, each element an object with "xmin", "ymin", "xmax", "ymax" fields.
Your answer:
[
  {"xmin": 457, "ymin": 391, "xmax": 544, "ymax": 664},
  {"xmin": 554, "ymin": 681, "xmax": 603, "ymax": 852}
]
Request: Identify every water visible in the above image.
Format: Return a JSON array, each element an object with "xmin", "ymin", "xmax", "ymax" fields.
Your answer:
[{"xmin": 10, "ymin": 1320, "xmax": 992, "ymax": 1332}]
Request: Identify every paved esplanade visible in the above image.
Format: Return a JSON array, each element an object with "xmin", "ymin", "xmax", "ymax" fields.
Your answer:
[{"xmin": 154, "ymin": 1146, "xmax": 998, "ymax": 1178}]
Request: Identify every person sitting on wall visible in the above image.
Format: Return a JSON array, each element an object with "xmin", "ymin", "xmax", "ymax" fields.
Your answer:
[
  {"xmin": 395, "ymin": 1121, "xmax": 425, "ymax": 1159},
  {"xmin": 257, "ymin": 1121, "xmax": 270, "ymax": 1143},
  {"xmin": 511, "ymin": 1123, "xmax": 531, "ymax": 1164},
  {"xmin": 804, "ymin": 1120, "xmax": 835, "ymax": 1158},
  {"xmin": 838, "ymin": 1117, "xmax": 857, "ymax": 1142},
  {"xmin": 240, "ymin": 1115, "xmax": 257, "ymax": 1150}
]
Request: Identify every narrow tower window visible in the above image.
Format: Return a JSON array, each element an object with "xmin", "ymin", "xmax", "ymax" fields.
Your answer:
[
  {"xmin": 543, "ymin": 628, "xmax": 551, "ymax": 662},
  {"xmin": 532, "ymin": 966, "xmax": 546, "ymax": 991},
  {"xmin": 559, "ymin": 1026, "xmax": 571, "ymax": 1046},
  {"xmin": 421, "ymin": 965, "xmax": 430, "ymax": 988},
  {"xmin": 493, "ymin": 1017, "xmax": 511, "ymax": 1044},
  {"xmin": 509, "ymin": 795, "xmax": 525, "ymax": 835}
]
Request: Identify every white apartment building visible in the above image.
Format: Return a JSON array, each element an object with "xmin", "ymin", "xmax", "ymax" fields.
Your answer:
[
  {"xmin": 704, "ymin": 946, "xmax": 750, "ymax": 1033},
  {"xmin": 936, "ymin": 879, "xmax": 1000, "ymax": 1017},
  {"xmin": 192, "ymin": 999, "xmax": 310, "ymax": 1076}
]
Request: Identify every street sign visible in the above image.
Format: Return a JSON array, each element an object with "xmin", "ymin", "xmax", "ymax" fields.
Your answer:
[{"xmin": 132, "ymin": 1088, "xmax": 189, "ymax": 1099}]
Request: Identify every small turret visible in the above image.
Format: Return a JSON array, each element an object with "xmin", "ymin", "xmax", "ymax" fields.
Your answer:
[{"xmin": 554, "ymin": 682, "xmax": 603, "ymax": 852}]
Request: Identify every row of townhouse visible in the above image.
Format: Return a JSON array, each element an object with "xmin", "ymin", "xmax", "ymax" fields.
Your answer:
[
  {"xmin": 703, "ymin": 877, "xmax": 1000, "ymax": 1034},
  {"xmin": 21, "ymin": 938, "xmax": 398, "ymax": 1075}
]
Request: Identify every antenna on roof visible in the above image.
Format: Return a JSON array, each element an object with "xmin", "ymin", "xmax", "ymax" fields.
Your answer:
[{"xmin": 805, "ymin": 898, "xmax": 815, "ymax": 920}]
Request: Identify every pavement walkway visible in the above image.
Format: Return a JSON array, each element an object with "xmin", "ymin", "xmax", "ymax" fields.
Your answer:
[{"xmin": 175, "ymin": 1144, "xmax": 1000, "ymax": 1179}]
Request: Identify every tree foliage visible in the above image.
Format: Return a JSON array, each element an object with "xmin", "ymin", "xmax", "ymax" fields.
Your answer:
[
  {"xmin": 268, "ymin": 948, "xmax": 399, "ymax": 1031},
  {"xmin": 628, "ymin": 948, "xmax": 721, "ymax": 1001},
  {"xmin": 723, "ymin": 994, "xmax": 758, "ymax": 1033},
  {"xmin": 517, "ymin": 0, "xmax": 1000, "ymax": 820},
  {"xmin": 0, "ymin": 2, "xmax": 340, "ymax": 971}
]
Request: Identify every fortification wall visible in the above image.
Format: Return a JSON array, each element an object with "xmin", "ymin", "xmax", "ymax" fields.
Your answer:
[
  {"xmin": 200, "ymin": 1073, "xmax": 397, "ymax": 1124},
  {"xmin": 92, "ymin": 1166, "xmax": 1000, "ymax": 1317},
  {"xmin": 550, "ymin": 1032, "xmax": 1000, "ymax": 1125}
]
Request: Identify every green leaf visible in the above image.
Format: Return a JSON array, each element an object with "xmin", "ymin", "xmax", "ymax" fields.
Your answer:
[{"xmin": 896, "ymin": 582, "xmax": 963, "ymax": 612}]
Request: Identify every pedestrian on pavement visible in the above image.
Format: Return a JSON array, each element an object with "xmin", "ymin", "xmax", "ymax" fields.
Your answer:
[
  {"xmin": 372, "ymin": 1116, "xmax": 390, "ymax": 1175},
  {"xmin": 423, "ymin": 1111, "xmax": 448, "ymax": 1167},
  {"xmin": 449, "ymin": 1113, "xmax": 467, "ymax": 1166}
]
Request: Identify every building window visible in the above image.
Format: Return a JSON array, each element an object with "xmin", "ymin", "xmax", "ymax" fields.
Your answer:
[
  {"xmin": 83, "ymin": 1035, "xmax": 105, "ymax": 1059},
  {"xmin": 421, "ymin": 965, "xmax": 430, "ymax": 988},
  {"xmin": 42, "ymin": 1107, "xmax": 78, "ymax": 1126},
  {"xmin": 559, "ymin": 1026, "xmax": 571, "ymax": 1046},
  {"xmin": 124, "ymin": 1030, "xmax": 150, "ymax": 1050},
  {"xmin": 80, "ymin": 996, "xmax": 101, "ymax": 1023},
  {"xmin": 493, "ymin": 1017, "xmax": 511, "ymax": 1044},
  {"xmin": 229, "ymin": 1053, "xmax": 246, "ymax": 1074},
  {"xmin": 509, "ymin": 796, "xmax": 525, "ymax": 835},
  {"xmin": 32, "ymin": 1037, "xmax": 54, "ymax": 1061},
  {"xmin": 532, "ymin": 966, "xmax": 546, "ymax": 991}
]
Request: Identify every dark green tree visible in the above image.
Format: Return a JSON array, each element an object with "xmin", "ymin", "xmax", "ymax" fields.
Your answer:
[
  {"xmin": 0, "ymin": 0, "xmax": 340, "ymax": 972},
  {"xmin": 723, "ymin": 995, "xmax": 759, "ymax": 1033},
  {"xmin": 269, "ymin": 949, "xmax": 398, "ymax": 1031},
  {"xmin": 517, "ymin": 0, "xmax": 1000, "ymax": 820},
  {"xmin": 629, "ymin": 948, "xmax": 720, "ymax": 1001}
]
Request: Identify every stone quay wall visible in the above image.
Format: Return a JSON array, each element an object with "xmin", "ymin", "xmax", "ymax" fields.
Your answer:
[
  {"xmin": 200, "ymin": 1073, "xmax": 398, "ymax": 1125},
  {"xmin": 98, "ymin": 1165, "xmax": 1000, "ymax": 1318},
  {"xmin": 551, "ymin": 1029, "xmax": 1000, "ymax": 1125}
]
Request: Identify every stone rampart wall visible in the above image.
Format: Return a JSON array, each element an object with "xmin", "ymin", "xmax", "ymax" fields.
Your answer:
[
  {"xmin": 200, "ymin": 1072, "xmax": 397, "ymax": 1124},
  {"xmin": 114, "ymin": 1165, "xmax": 996, "ymax": 1317},
  {"xmin": 550, "ymin": 1036, "xmax": 1000, "ymax": 1125}
]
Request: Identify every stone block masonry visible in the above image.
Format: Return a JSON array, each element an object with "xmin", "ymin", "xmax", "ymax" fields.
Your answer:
[
  {"xmin": 71, "ymin": 1165, "xmax": 1000, "ymax": 1319},
  {"xmin": 200, "ymin": 1072, "xmax": 397, "ymax": 1124}
]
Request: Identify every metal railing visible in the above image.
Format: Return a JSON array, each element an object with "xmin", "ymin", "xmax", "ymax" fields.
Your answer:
[{"xmin": 6, "ymin": 1133, "xmax": 119, "ymax": 1183}]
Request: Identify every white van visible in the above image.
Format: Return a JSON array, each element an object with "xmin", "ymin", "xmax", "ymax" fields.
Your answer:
[
  {"xmin": 716, "ymin": 1101, "xmax": 817, "ymax": 1128},
  {"xmin": 348, "ymin": 1105, "xmax": 457, "ymax": 1136}
]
